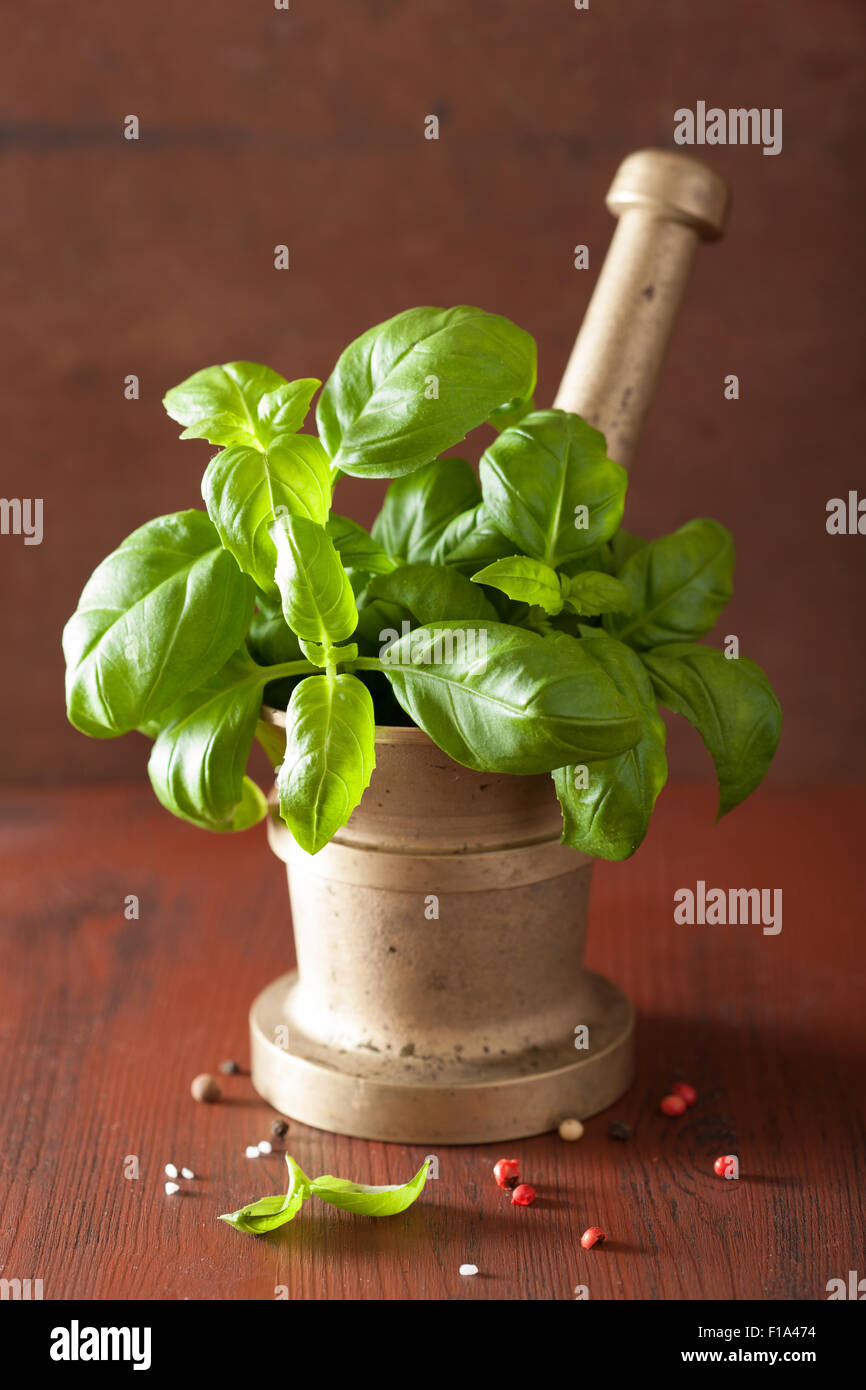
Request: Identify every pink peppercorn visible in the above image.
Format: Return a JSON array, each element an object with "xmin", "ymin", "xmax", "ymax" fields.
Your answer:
[
  {"xmin": 511, "ymin": 1183, "xmax": 536, "ymax": 1206},
  {"xmin": 581, "ymin": 1226, "xmax": 606, "ymax": 1249},
  {"xmin": 493, "ymin": 1158, "xmax": 520, "ymax": 1189},
  {"xmin": 672, "ymin": 1082, "xmax": 697, "ymax": 1106},
  {"xmin": 714, "ymin": 1155, "xmax": 738, "ymax": 1178},
  {"xmin": 660, "ymin": 1094, "xmax": 687, "ymax": 1116}
]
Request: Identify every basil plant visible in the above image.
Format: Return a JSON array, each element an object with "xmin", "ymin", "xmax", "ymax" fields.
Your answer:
[{"xmin": 63, "ymin": 306, "xmax": 781, "ymax": 859}]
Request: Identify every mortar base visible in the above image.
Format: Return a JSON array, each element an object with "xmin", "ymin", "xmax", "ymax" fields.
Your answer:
[{"xmin": 250, "ymin": 968, "xmax": 635, "ymax": 1144}]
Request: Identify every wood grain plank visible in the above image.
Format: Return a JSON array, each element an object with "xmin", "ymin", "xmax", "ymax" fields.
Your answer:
[{"xmin": 0, "ymin": 783, "xmax": 863, "ymax": 1300}]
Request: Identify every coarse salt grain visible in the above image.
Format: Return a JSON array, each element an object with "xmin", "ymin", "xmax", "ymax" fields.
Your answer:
[
  {"xmin": 164, "ymin": 1163, "xmax": 178, "ymax": 1178},
  {"xmin": 245, "ymin": 1145, "xmax": 260, "ymax": 1158},
  {"xmin": 258, "ymin": 1140, "xmax": 273, "ymax": 1155},
  {"xmin": 181, "ymin": 1167, "xmax": 195, "ymax": 1180},
  {"xmin": 164, "ymin": 1181, "xmax": 180, "ymax": 1195},
  {"xmin": 459, "ymin": 1264, "xmax": 478, "ymax": 1276}
]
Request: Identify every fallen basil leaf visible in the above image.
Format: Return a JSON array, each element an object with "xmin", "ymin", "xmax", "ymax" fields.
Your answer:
[
  {"xmin": 219, "ymin": 1155, "xmax": 313, "ymax": 1235},
  {"xmin": 310, "ymin": 1159, "xmax": 430, "ymax": 1216},
  {"xmin": 218, "ymin": 1156, "xmax": 429, "ymax": 1235}
]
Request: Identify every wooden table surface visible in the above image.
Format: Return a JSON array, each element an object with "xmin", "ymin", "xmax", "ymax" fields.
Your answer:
[{"xmin": 1, "ymin": 781, "xmax": 863, "ymax": 1302}]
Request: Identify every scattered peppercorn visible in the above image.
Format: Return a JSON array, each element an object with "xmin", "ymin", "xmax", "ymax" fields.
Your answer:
[
  {"xmin": 713, "ymin": 1154, "xmax": 739, "ymax": 1178},
  {"xmin": 493, "ymin": 1158, "xmax": 520, "ymax": 1189},
  {"xmin": 660, "ymin": 1093, "xmax": 687, "ymax": 1116},
  {"xmin": 272, "ymin": 1119, "xmax": 290, "ymax": 1138},
  {"xmin": 581, "ymin": 1226, "xmax": 606, "ymax": 1249},
  {"xmin": 558, "ymin": 1117, "xmax": 584, "ymax": 1142},
  {"xmin": 672, "ymin": 1082, "xmax": 697, "ymax": 1106},
  {"xmin": 608, "ymin": 1121, "xmax": 632, "ymax": 1141},
  {"xmin": 511, "ymin": 1184, "xmax": 536, "ymax": 1206},
  {"xmin": 190, "ymin": 1073, "xmax": 222, "ymax": 1103},
  {"xmin": 219, "ymin": 1059, "xmax": 241, "ymax": 1075}
]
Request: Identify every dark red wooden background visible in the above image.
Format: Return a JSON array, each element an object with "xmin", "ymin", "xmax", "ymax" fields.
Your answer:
[
  {"xmin": 1, "ymin": 782, "xmax": 862, "ymax": 1300},
  {"xmin": 1, "ymin": 0, "xmax": 864, "ymax": 784}
]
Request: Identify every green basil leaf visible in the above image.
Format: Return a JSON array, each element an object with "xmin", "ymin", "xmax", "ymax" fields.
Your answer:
[
  {"xmin": 564, "ymin": 570, "xmax": 632, "ymax": 617},
  {"xmin": 433, "ymin": 503, "xmax": 517, "ymax": 571},
  {"xmin": 605, "ymin": 519, "xmax": 734, "ymax": 650},
  {"xmin": 63, "ymin": 510, "xmax": 255, "ymax": 738},
  {"xmin": 278, "ymin": 672, "xmax": 376, "ymax": 853},
  {"xmin": 247, "ymin": 594, "xmax": 303, "ymax": 668},
  {"xmin": 354, "ymin": 598, "xmax": 411, "ymax": 656},
  {"xmin": 382, "ymin": 621, "xmax": 641, "ymax": 773},
  {"xmin": 471, "ymin": 556, "xmax": 564, "ymax": 615},
  {"xmin": 202, "ymin": 435, "xmax": 332, "ymax": 596},
  {"xmin": 255, "ymin": 717, "xmax": 286, "ymax": 770},
  {"xmin": 317, "ymin": 306, "xmax": 537, "ymax": 478},
  {"xmin": 311, "ymin": 1159, "xmax": 430, "ymax": 1217},
  {"xmin": 552, "ymin": 631, "xmax": 667, "ymax": 860},
  {"xmin": 326, "ymin": 514, "xmax": 397, "ymax": 575},
  {"xmin": 372, "ymin": 457, "xmax": 481, "ymax": 563},
  {"xmin": 219, "ymin": 1155, "xmax": 313, "ymax": 1235},
  {"xmin": 479, "ymin": 410, "xmax": 627, "ymax": 566},
  {"xmin": 164, "ymin": 362, "xmax": 289, "ymax": 447},
  {"xmin": 640, "ymin": 643, "xmax": 782, "ymax": 816},
  {"xmin": 488, "ymin": 393, "xmax": 535, "ymax": 432},
  {"xmin": 255, "ymin": 379, "xmax": 321, "ymax": 446},
  {"xmin": 147, "ymin": 648, "xmax": 267, "ymax": 831},
  {"xmin": 607, "ymin": 529, "xmax": 646, "ymax": 571},
  {"xmin": 370, "ymin": 562, "xmax": 498, "ymax": 625},
  {"xmin": 272, "ymin": 514, "xmax": 358, "ymax": 646}
]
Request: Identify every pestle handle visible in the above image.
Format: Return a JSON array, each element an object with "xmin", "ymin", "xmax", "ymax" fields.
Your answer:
[{"xmin": 554, "ymin": 149, "xmax": 730, "ymax": 468}]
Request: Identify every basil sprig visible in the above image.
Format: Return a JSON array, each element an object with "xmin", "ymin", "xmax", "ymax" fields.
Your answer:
[{"xmin": 64, "ymin": 309, "xmax": 781, "ymax": 857}]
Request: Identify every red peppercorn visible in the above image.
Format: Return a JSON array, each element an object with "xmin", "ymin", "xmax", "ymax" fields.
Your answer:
[
  {"xmin": 493, "ymin": 1158, "xmax": 520, "ymax": 1189},
  {"xmin": 581, "ymin": 1226, "xmax": 606, "ymax": 1249},
  {"xmin": 714, "ymin": 1154, "xmax": 738, "ymax": 1178},
  {"xmin": 660, "ymin": 1093, "xmax": 687, "ymax": 1116},
  {"xmin": 672, "ymin": 1082, "xmax": 697, "ymax": 1106},
  {"xmin": 511, "ymin": 1183, "xmax": 536, "ymax": 1206}
]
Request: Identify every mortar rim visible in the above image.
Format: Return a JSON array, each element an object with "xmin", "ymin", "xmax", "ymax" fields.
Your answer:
[{"xmin": 261, "ymin": 703, "xmax": 433, "ymax": 745}]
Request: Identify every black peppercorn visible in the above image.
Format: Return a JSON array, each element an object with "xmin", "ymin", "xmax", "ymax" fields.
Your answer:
[{"xmin": 608, "ymin": 1121, "xmax": 632, "ymax": 1141}]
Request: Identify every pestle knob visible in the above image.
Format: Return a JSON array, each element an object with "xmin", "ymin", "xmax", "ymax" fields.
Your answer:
[{"xmin": 554, "ymin": 149, "xmax": 730, "ymax": 468}]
